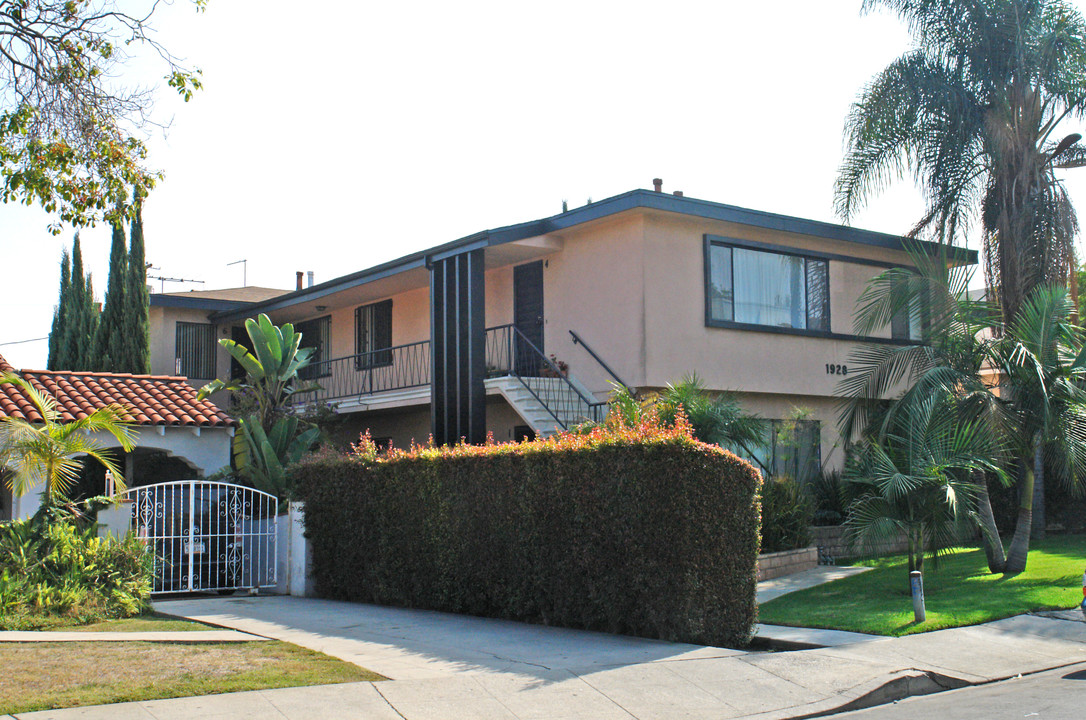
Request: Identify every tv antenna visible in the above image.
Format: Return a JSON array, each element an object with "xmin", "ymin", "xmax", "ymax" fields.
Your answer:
[
  {"xmin": 227, "ymin": 259, "xmax": 247, "ymax": 286},
  {"xmin": 146, "ymin": 267, "xmax": 205, "ymax": 293}
]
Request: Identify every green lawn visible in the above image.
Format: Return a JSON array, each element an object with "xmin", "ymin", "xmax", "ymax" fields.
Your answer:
[{"xmin": 759, "ymin": 534, "xmax": 1085, "ymax": 636}]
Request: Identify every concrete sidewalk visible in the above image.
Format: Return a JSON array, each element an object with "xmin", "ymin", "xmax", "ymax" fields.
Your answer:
[{"xmin": 11, "ymin": 595, "xmax": 1085, "ymax": 720}]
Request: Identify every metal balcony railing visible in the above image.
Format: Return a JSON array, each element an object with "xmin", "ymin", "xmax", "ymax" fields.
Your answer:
[
  {"xmin": 295, "ymin": 325, "xmax": 607, "ymax": 430},
  {"xmin": 294, "ymin": 339, "xmax": 431, "ymax": 403}
]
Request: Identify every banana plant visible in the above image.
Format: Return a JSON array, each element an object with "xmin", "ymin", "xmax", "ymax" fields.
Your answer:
[
  {"xmin": 198, "ymin": 314, "xmax": 323, "ymax": 501},
  {"xmin": 198, "ymin": 313, "xmax": 318, "ymax": 431},
  {"xmin": 234, "ymin": 416, "xmax": 321, "ymax": 503}
]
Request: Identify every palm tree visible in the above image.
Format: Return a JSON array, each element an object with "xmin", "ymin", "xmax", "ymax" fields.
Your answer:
[
  {"xmin": 846, "ymin": 392, "xmax": 1006, "ymax": 580},
  {"xmin": 991, "ymin": 285, "xmax": 1086, "ymax": 572},
  {"xmin": 840, "ymin": 250, "xmax": 1086, "ymax": 572},
  {"xmin": 652, "ymin": 375, "xmax": 767, "ymax": 451},
  {"xmin": 838, "ymin": 247, "xmax": 1013, "ymax": 571},
  {"xmin": 596, "ymin": 376, "xmax": 768, "ymax": 461},
  {"xmin": 836, "ymin": 0, "xmax": 1086, "ymax": 328},
  {"xmin": 0, "ymin": 374, "xmax": 137, "ymax": 507}
]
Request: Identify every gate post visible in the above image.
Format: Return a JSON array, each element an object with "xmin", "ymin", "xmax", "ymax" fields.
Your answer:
[{"xmin": 187, "ymin": 479, "xmax": 196, "ymax": 592}]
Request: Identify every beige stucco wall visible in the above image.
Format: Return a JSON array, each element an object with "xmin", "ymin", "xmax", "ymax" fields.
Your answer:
[
  {"xmin": 540, "ymin": 215, "xmax": 647, "ymax": 397},
  {"xmin": 335, "ymin": 406, "xmax": 431, "ymax": 451},
  {"xmin": 148, "ymin": 305, "xmax": 233, "ymax": 389},
  {"xmin": 638, "ymin": 212, "xmax": 906, "ymax": 396},
  {"xmin": 286, "ymin": 265, "xmax": 519, "ymax": 369},
  {"xmin": 534, "ymin": 210, "xmax": 910, "ymax": 404}
]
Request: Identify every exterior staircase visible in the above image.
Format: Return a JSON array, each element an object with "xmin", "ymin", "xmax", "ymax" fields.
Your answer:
[{"xmin": 486, "ymin": 376, "xmax": 603, "ymax": 437}]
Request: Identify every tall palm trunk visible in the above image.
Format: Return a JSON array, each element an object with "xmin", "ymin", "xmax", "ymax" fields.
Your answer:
[
  {"xmin": 974, "ymin": 471, "xmax": 1006, "ymax": 573},
  {"xmin": 1005, "ymin": 442, "xmax": 1041, "ymax": 574},
  {"xmin": 1031, "ymin": 445, "xmax": 1046, "ymax": 539}
]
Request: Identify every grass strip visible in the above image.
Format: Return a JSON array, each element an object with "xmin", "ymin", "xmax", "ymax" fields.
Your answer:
[
  {"xmin": 40, "ymin": 614, "xmax": 215, "ymax": 633},
  {"xmin": 758, "ymin": 534, "xmax": 1085, "ymax": 636},
  {"xmin": 0, "ymin": 640, "xmax": 385, "ymax": 714}
]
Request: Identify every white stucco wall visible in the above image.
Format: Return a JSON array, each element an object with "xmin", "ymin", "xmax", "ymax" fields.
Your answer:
[{"xmin": 11, "ymin": 425, "xmax": 233, "ymax": 521}]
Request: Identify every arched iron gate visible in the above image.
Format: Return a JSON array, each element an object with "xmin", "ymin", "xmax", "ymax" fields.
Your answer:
[{"xmin": 125, "ymin": 480, "xmax": 278, "ymax": 594}]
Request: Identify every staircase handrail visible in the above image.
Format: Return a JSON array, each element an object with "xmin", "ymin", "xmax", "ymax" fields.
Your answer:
[
  {"xmin": 489, "ymin": 324, "xmax": 607, "ymax": 428},
  {"xmin": 568, "ymin": 329, "xmax": 634, "ymax": 396}
]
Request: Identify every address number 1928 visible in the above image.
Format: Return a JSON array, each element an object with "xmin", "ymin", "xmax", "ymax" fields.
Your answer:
[{"xmin": 825, "ymin": 363, "xmax": 848, "ymax": 375}]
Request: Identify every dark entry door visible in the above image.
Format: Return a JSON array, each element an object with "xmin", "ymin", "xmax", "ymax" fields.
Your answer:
[{"xmin": 514, "ymin": 262, "xmax": 544, "ymax": 374}]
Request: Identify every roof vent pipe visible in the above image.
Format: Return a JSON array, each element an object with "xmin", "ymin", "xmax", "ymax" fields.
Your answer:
[
  {"xmin": 296, "ymin": 272, "xmax": 303, "ymax": 291},
  {"xmin": 307, "ymin": 271, "xmax": 314, "ymax": 288},
  {"xmin": 652, "ymin": 178, "xmax": 662, "ymax": 192},
  {"xmin": 673, "ymin": 190, "xmax": 684, "ymax": 197}
]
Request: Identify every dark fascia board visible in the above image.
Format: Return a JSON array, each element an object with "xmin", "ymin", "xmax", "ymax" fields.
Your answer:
[
  {"xmin": 150, "ymin": 295, "xmax": 255, "ymax": 312},
  {"xmin": 211, "ymin": 189, "xmax": 977, "ymax": 323}
]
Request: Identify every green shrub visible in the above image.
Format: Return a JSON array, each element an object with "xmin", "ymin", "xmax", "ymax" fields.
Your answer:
[
  {"xmin": 807, "ymin": 470, "xmax": 862, "ymax": 527},
  {"xmin": 759, "ymin": 477, "xmax": 813, "ymax": 553},
  {"xmin": 0, "ymin": 511, "xmax": 153, "ymax": 630},
  {"xmin": 295, "ymin": 415, "xmax": 762, "ymax": 648}
]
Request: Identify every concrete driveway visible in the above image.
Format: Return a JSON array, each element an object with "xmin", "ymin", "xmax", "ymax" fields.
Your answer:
[{"xmin": 12, "ymin": 592, "xmax": 1086, "ymax": 720}]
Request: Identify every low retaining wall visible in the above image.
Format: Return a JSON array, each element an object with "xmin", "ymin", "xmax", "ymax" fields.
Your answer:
[
  {"xmin": 810, "ymin": 525, "xmax": 910, "ymax": 561},
  {"xmin": 757, "ymin": 546, "xmax": 818, "ymax": 582}
]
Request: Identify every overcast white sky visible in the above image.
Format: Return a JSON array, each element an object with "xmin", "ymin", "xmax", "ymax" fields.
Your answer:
[{"xmin": 2, "ymin": 0, "xmax": 1085, "ymax": 369}]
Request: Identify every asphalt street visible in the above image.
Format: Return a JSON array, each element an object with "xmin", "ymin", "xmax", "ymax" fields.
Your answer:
[{"xmin": 837, "ymin": 662, "xmax": 1086, "ymax": 720}]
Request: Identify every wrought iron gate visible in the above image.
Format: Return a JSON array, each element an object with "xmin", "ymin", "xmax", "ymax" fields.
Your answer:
[{"xmin": 125, "ymin": 480, "xmax": 278, "ymax": 594}]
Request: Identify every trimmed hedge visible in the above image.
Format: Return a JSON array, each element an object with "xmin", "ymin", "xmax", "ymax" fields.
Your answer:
[
  {"xmin": 295, "ymin": 415, "xmax": 762, "ymax": 648},
  {"xmin": 759, "ymin": 477, "xmax": 813, "ymax": 553}
]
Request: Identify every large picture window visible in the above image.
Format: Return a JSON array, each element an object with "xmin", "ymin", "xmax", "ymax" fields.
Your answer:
[
  {"xmin": 707, "ymin": 240, "xmax": 829, "ymax": 332},
  {"xmin": 295, "ymin": 315, "xmax": 331, "ymax": 380},
  {"xmin": 175, "ymin": 322, "xmax": 217, "ymax": 380},
  {"xmin": 355, "ymin": 300, "xmax": 392, "ymax": 369}
]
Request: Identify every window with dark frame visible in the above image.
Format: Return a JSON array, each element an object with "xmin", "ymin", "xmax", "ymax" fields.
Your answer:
[
  {"xmin": 707, "ymin": 240, "xmax": 830, "ymax": 333},
  {"xmin": 890, "ymin": 282, "xmax": 927, "ymax": 342},
  {"xmin": 355, "ymin": 300, "xmax": 393, "ymax": 369},
  {"xmin": 174, "ymin": 322, "xmax": 217, "ymax": 380},
  {"xmin": 296, "ymin": 315, "xmax": 332, "ymax": 380}
]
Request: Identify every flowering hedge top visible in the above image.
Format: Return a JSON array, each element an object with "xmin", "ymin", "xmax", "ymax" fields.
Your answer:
[{"xmin": 316, "ymin": 410, "xmax": 734, "ymax": 466}]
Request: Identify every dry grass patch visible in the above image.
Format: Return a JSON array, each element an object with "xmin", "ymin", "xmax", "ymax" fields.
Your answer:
[{"xmin": 0, "ymin": 641, "xmax": 385, "ymax": 715}]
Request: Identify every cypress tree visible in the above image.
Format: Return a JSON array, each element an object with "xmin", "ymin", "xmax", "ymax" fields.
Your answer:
[
  {"xmin": 123, "ymin": 204, "xmax": 150, "ymax": 374},
  {"xmin": 95, "ymin": 221, "xmax": 128, "ymax": 371},
  {"xmin": 46, "ymin": 249, "xmax": 72, "ymax": 370},
  {"xmin": 65, "ymin": 233, "xmax": 100, "ymax": 371}
]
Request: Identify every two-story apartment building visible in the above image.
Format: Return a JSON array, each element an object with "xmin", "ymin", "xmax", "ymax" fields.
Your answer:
[{"xmin": 152, "ymin": 185, "xmax": 975, "ymax": 481}]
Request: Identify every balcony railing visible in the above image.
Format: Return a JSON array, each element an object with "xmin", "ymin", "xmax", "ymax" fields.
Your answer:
[
  {"xmin": 295, "ymin": 325, "xmax": 607, "ymax": 430},
  {"xmin": 295, "ymin": 339, "xmax": 431, "ymax": 403}
]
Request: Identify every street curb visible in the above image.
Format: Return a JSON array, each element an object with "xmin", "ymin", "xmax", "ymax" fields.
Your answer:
[
  {"xmin": 739, "ymin": 660, "xmax": 1086, "ymax": 720},
  {"xmin": 738, "ymin": 669, "xmax": 966, "ymax": 720}
]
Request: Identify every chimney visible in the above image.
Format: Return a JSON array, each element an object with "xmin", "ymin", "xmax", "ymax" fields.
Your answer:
[
  {"xmin": 307, "ymin": 271, "xmax": 315, "ymax": 288},
  {"xmin": 296, "ymin": 272, "xmax": 303, "ymax": 291},
  {"xmin": 652, "ymin": 178, "xmax": 663, "ymax": 193},
  {"xmin": 673, "ymin": 190, "xmax": 684, "ymax": 197}
]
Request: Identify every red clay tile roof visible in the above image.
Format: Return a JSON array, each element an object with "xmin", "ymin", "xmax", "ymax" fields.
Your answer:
[{"xmin": 0, "ymin": 354, "xmax": 235, "ymax": 427}]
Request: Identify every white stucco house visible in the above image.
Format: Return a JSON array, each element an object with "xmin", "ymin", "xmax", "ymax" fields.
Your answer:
[{"xmin": 0, "ymin": 353, "xmax": 235, "ymax": 522}]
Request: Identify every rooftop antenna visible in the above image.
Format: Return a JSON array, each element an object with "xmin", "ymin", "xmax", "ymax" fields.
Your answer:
[
  {"xmin": 227, "ymin": 259, "xmax": 247, "ymax": 287},
  {"xmin": 146, "ymin": 272, "xmax": 205, "ymax": 293}
]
